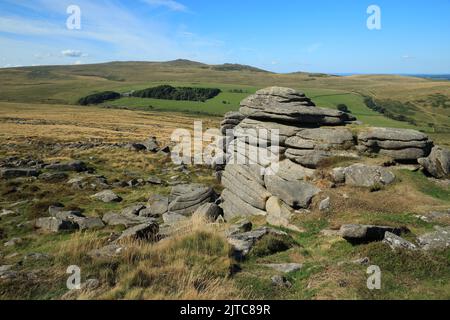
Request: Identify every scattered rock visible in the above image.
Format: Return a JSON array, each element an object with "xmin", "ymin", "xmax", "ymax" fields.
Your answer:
[
  {"xmin": 264, "ymin": 263, "xmax": 303, "ymax": 273},
  {"xmin": 143, "ymin": 137, "xmax": 160, "ymax": 152},
  {"xmin": 271, "ymin": 275, "xmax": 292, "ymax": 288},
  {"xmin": 35, "ymin": 217, "xmax": 78, "ymax": 233},
  {"xmin": 162, "ymin": 212, "xmax": 189, "ymax": 224},
  {"xmin": 0, "ymin": 209, "xmax": 15, "ymax": 217},
  {"xmin": 45, "ymin": 160, "xmax": 88, "ymax": 172},
  {"xmin": 0, "ymin": 168, "xmax": 40, "ymax": 179},
  {"xmin": 116, "ymin": 221, "xmax": 159, "ymax": 242},
  {"xmin": 4, "ymin": 237, "xmax": 22, "ymax": 247},
  {"xmin": 417, "ymin": 226, "xmax": 450, "ymax": 251},
  {"xmin": 383, "ymin": 232, "xmax": 417, "ymax": 250},
  {"xmin": 0, "ymin": 265, "xmax": 17, "ymax": 280},
  {"xmin": 92, "ymin": 190, "xmax": 122, "ymax": 203},
  {"xmin": 418, "ymin": 145, "xmax": 450, "ymax": 179},
  {"xmin": 147, "ymin": 176, "xmax": 163, "ymax": 185},
  {"xmin": 39, "ymin": 172, "xmax": 69, "ymax": 182},
  {"xmin": 102, "ymin": 212, "xmax": 151, "ymax": 228},
  {"xmin": 121, "ymin": 204, "xmax": 146, "ymax": 216},
  {"xmin": 319, "ymin": 197, "xmax": 331, "ymax": 212},
  {"xmin": 77, "ymin": 217, "xmax": 105, "ymax": 231},
  {"xmin": 194, "ymin": 203, "xmax": 223, "ymax": 222},
  {"xmin": 340, "ymin": 224, "xmax": 405, "ymax": 244},
  {"xmin": 227, "ymin": 227, "xmax": 290, "ymax": 259},
  {"xmin": 88, "ymin": 244, "xmax": 124, "ymax": 260},
  {"xmin": 226, "ymin": 219, "xmax": 253, "ymax": 236},
  {"xmin": 343, "ymin": 164, "xmax": 395, "ymax": 188}
]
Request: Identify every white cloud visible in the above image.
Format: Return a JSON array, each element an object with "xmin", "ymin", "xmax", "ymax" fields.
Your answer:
[
  {"xmin": 73, "ymin": 60, "xmax": 82, "ymax": 65},
  {"xmin": 142, "ymin": 0, "xmax": 187, "ymax": 12},
  {"xmin": 402, "ymin": 55, "xmax": 415, "ymax": 60},
  {"xmin": 62, "ymin": 49, "xmax": 83, "ymax": 57}
]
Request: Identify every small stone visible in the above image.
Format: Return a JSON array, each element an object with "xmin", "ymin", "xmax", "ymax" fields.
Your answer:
[
  {"xmin": 319, "ymin": 197, "xmax": 331, "ymax": 212},
  {"xmin": 92, "ymin": 190, "xmax": 122, "ymax": 203},
  {"xmin": 264, "ymin": 263, "xmax": 303, "ymax": 273},
  {"xmin": 4, "ymin": 237, "xmax": 22, "ymax": 247},
  {"xmin": 383, "ymin": 232, "xmax": 417, "ymax": 251},
  {"xmin": 271, "ymin": 275, "xmax": 292, "ymax": 288}
]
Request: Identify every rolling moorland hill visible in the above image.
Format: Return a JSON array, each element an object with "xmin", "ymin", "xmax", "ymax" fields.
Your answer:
[{"xmin": 0, "ymin": 59, "xmax": 450, "ymax": 145}]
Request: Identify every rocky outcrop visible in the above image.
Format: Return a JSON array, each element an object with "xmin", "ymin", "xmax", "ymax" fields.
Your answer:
[
  {"xmin": 418, "ymin": 145, "xmax": 450, "ymax": 179},
  {"xmin": 383, "ymin": 232, "xmax": 417, "ymax": 251},
  {"xmin": 45, "ymin": 160, "xmax": 88, "ymax": 172},
  {"xmin": 239, "ymin": 87, "xmax": 355, "ymax": 125},
  {"xmin": 357, "ymin": 127, "xmax": 433, "ymax": 161},
  {"xmin": 221, "ymin": 111, "xmax": 246, "ymax": 135},
  {"xmin": 168, "ymin": 184, "xmax": 216, "ymax": 216}
]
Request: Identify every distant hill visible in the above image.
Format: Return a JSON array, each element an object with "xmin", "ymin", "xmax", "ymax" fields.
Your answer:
[{"xmin": 211, "ymin": 63, "xmax": 270, "ymax": 73}]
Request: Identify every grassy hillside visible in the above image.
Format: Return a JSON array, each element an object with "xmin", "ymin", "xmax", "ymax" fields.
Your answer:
[{"xmin": 0, "ymin": 60, "xmax": 450, "ymax": 135}]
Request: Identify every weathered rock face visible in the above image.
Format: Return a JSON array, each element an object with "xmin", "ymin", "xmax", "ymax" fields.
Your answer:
[
  {"xmin": 417, "ymin": 226, "xmax": 450, "ymax": 251},
  {"xmin": 116, "ymin": 222, "xmax": 159, "ymax": 242},
  {"xmin": 168, "ymin": 184, "xmax": 216, "ymax": 216},
  {"xmin": 221, "ymin": 111, "xmax": 246, "ymax": 135},
  {"xmin": 266, "ymin": 196, "xmax": 300, "ymax": 231},
  {"xmin": 265, "ymin": 175, "xmax": 320, "ymax": 209},
  {"xmin": 418, "ymin": 145, "xmax": 450, "ymax": 179},
  {"xmin": 342, "ymin": 164, "xmax": 396, "ymax": 188},
  {"xmin": 240, "ymin": 87, "xmax": 354, "ymax": 125},
  {"xmin": 358, "ymin": 127, "xmax": 433, "ymax": 161},
  {"xmin": 193, "ymin": 203, "xmax": 223, "ymax": 222}
]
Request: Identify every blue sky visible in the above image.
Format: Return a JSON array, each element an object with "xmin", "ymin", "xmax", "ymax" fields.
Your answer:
[{"xmin": 0, "ymin": 0, "xmax": 449, "ymax": 73}]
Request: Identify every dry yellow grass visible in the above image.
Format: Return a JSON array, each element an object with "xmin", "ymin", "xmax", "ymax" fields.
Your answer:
[{"xmin": 0, "ymin": 102, "xmax": 220, "ymax": 145}]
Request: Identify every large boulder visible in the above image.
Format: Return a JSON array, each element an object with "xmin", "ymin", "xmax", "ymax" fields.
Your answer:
[
  {"xmin": 168, "ymin": 184, "xmax": 216, "ymax": 216},
  {"xmin": 342, "ymin": 164, "xmax": 395, "ymax": 188},
  {"xmin": 418, "ymin": 145, "xmax": 450, "ymax": 179},
  {"xmin": 358, "ymin": 127, "xmax": 432, "ymax": 161},
  {"xmin": 239, "ymin": 87, "xmax": 354, "ymax": 125},
  {"xmin": 265, "ymin": 175, "xmax": 320, "ymax": 209}
]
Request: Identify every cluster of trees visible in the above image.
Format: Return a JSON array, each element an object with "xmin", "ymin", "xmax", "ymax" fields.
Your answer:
[
  {"xmin": 78, "ymin": 91, "xmax": 121, "ymax": 105},
  {"xmin": 132, "ymin": 85, "xmax": 221, "ymax": 102},
  {"xmin": 364, "ymin": 97, "xmax": 417, "ymax": 125}
]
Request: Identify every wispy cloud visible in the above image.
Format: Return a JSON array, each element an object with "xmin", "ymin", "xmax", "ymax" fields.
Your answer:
[
  {"xmin": 401, "ymin": 55, "xmax": 415, "ymax": 60},
  {"xmin": 142, "ymin": 0, "xmax": 187, "ymax": 12}
]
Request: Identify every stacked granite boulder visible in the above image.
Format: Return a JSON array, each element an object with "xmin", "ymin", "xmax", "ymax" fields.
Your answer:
[
  {"xmin": 218, "ymin": 87, "xmax": 359, "ymax": 228},
  {"xmin": 216, "ymin": 86, "xmax": 445, "ymax": 229},
  {"xmin": 357, "ymin": 127, "xmax": 433, "ymax": 161}
]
